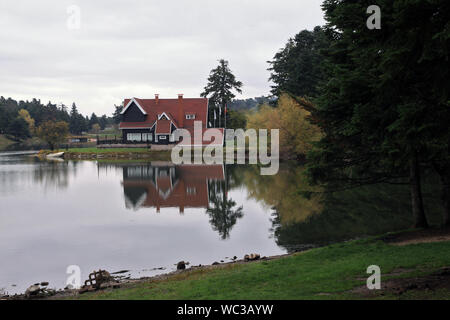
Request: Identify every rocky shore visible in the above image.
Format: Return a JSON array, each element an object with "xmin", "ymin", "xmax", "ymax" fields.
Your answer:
[{"xmin": 1, "ymin": 252, "xmax": 291, "ymax": 300}]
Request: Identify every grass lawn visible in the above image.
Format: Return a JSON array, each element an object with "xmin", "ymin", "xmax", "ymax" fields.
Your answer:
[
  {"xmin": 72, "ymin": 234, "xmax": 450, "ymax": 300},
  {"xmin": 65, "ymin": 147, "xmax": 150, "ymax": 153},
  {"xmin": 0, "ymin": 134, "xmax": 15, "ymax": 151}
]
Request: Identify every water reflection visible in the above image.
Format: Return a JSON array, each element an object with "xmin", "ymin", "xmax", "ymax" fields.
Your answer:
[
  {"xmin": 122, "ymin": 163, "xmax": 225, "ymax": 213},
  {"xmin": 0, "ymin": 152, "xmax": 444, "ymax": 294},
  {"xmin": 0, "ymin": 152, "xmax": 77, "ymax": 193},
  {"xmin": 232, "ymin": 163, "xmax": 443, "ymax": 252},
  {"xmin": 206, "ymin": 177, "xmax": 243, "ymax": 239},
  {"xmin": 117, "ymin": 162, "xmax": 244, "ymax": 239},
  {"xmin": 103, "ymin": 162, "xmax": 444, "ymax": 250}
]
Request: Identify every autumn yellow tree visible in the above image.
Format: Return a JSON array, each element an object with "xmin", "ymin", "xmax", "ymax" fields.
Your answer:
[
  {"xmin": 242, "ymin": 165, "xmax": 323, "ymax": 225},
  {"xmin": 277, "ymin": 93, "xmax": 322, "ymax": 156},
  {"xmin": 246, "ymin": 104, "xmax": 279, "ymax": 131},
  {"xmin": 91, "ymin": 123, "xmax": 101, "ymax": 133},
  {"xmin": 18, "ymin": 109, "xmax": 35, "ymax": 134},
  {"xmin": 246, "ymin": 93, "xmax": 322, "ymax": 158},
  {"xmin": 36, "ymin": 121, "xmax": 69, "ymax": 150}
]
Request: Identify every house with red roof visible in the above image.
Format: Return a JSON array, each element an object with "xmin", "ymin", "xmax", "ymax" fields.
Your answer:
[
  {"xmin": 119, "ymin": 94, "xmax": 223, "ymax": 146},
  {"xmin": 121, "ymin": 163, "xmax": 225, "ymax": 212}
]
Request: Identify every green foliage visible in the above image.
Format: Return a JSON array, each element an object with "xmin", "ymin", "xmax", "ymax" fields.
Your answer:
[
  {"xmin": 228, "ymin": 96, "xmax": 275, "ymax": 111},
  {"xmin": 66, "ymin": 148, "xmax": 149, "ymax": 153},
  {"xmin": 69, "ymin": 103, "xmax": 87, "ymax": 135},
  {"xmin": 8, "ymin": 117, "xmax": 30, "ymax": 140},
  {"xmin": 306, "ymin": 0, "xmax": 450, "ymax": 226},
  {"xmin": 113, "ymin": 104, "xmax": 124, "ymax": 124},
  {"xmin": 99, "ymin": 115, "xmax": 108, "ymax": 130},
  {"xmin": 0, "ymin": 97, "xmax": 113, "ymax": 139},
  {"xmin": 268, "ymin": 26, "xmax": 328, "ymax": 99},
  {"xmin": 226, "ymin": 109, "xmax": 247, "ymax": 129},
  {"xmin": 88, "ymin": 113, "xmax": 99, "ymax": 130},
  {"xmin": 206, "ymin": 180, "xmax": 243, "ymax": 239},
  {"xmin": 36, "ymin": 120, "xmax": 69, "ymax": 150},
  {"xmin": 201, "ymin": 59, "xmax": 243, "ymax": 127}
]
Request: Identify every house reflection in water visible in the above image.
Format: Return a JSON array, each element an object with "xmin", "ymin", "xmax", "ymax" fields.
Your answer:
[{"xmin": 121, "ymin": 163, "xmax": 225, "ymax": 213}]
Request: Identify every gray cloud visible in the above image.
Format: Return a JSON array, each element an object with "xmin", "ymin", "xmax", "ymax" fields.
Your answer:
[{"xmin": 0, "ymin": 0, "xmax": 324, "ymax": 116}]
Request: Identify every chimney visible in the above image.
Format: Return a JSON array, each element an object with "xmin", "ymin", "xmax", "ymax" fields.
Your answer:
[
  {"xmin": 155, "ymin": 94, "xmax": 159, "ymax": 104},
  {"xmin": 178, "ymin": 94, "xmax": 184, "ymax": 127}
]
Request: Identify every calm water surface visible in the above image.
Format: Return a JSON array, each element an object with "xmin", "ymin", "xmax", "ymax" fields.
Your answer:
[{"xmin": 0, "ymin": 151, "xmax": 442, "ymax": 294}]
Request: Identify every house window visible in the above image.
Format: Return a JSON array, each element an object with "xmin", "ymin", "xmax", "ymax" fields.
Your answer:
[
  {"xmin": 185, "ymin": 114, "xmax": 195, "ymax": 120},
  {"xmin": 159, "ymin": 135, "xmax": 167, "ymax": 140},
  {"xmin": 142, "ymin": 133, "xmax": 153, "ymax": 142},
  {"xmin": 127, "ymin": 133, "xmax": 142, "ymax": 141},
  {"xmin": 186, "ymin": 187, "xmax": 196, "ymax": 195},
  {"xmin": 169, "ymin": 134, "xmax": 175, "ymax": 142}
]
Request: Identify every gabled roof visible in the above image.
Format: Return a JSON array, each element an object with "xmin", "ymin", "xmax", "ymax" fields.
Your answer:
[
  {"xmin": 119, "ymin": 122, "xmax": 154, "ymax": 129},
  {"xmin": 121, "ymin": 98, "xmax": 147, "ymax": 115},
  {"xmin": 120, "ymin": 97, "xmax": 209, "ymax": 130},
  {"xmin": 155, "ymin": 119, "xmax": 172, "ymax": 134}
]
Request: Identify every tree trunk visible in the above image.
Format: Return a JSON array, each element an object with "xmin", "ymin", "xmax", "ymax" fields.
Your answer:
[
  {"xmin": 409, "ymin": 152, "xmax": 428, "ymax": 228},
  {"xmin": 433, "ymin": 163, "xmax": 450, "ymax": 227}
]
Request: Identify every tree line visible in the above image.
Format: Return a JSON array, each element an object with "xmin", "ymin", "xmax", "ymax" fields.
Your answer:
[
  {"xmin": 265, "ymin": 0, "xmax": 449, "ymax": 228},
  {"xmin": 201, "ymin": 1, "xmax": 449, "ymax": 228},
  {"xmin": 0, "ymin": 97, "xmax": 114, "ymax": 140}
]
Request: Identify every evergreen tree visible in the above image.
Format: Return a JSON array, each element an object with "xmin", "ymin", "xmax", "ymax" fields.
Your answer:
[
  {"xmin": 201, "ymin": 59, "xmax": 243, "ymax": 127},
  {"xmin": 89, "ymin": 113, "xmax": 99, "ymax": 130},
  {"xmin": 99, "ymin": 115, "xmax": 108, "ymax": 130},
  {"xmin": 268, "ymin": 26, "xmax": 328, "ymax": 99},
  {"xmin": 69, "ymin": 102, "xmax": 79, "ymax": 134},
  {"xmin": 8, "ymin": 117, "xmax": 30, "ymax": 140},
  {"xmin": 113, "ymin": 104, "xmax": 123, "ymax": 124},
  {"xmin": 69, "ymin": 102, "xmax": 86, "ymax": 135},
  {"xmin": 308, "ymin": 0, "xmax": 450, "ymax": 228}
]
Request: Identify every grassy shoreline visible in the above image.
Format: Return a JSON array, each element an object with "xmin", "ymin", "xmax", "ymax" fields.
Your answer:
[
  {"xmin": 38, "ymin": 148, "xmax": 173, "ymax": 161},
  {"xmin": 37, "ymin": 146, "xmax": 259, "ymax": 161},
  {"xmin": 0, "ymin": 134, "xmax": 16, "ymax": 151},
  {"xmin": 63, "ymin": 229, "xmax": 450, "ymax": 300}
]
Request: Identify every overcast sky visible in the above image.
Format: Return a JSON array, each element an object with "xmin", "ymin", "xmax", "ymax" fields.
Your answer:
[{"xmin": 0, "ymin": 0, "xmax": 325, "ymax": 116}]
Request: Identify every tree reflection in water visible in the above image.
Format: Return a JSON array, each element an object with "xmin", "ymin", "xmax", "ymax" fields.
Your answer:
[
  {"xmin": 207, "ymin": 173, "xmax": 243, "ymax": 239},
  {"xmin": 118, "ymin": 162, "xmax": 243, "ymax": 239},
  {"xmin": 234, "ymin": 163, "xmax": 443, "ymax": 252},
  {"xmin": 0, "ymin": 154, "xmax": 74, "ymax": 192}
]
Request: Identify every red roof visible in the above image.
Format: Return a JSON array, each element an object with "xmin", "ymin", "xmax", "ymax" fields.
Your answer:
[
  {"xmin": 119, "ymin": 97, "xmax": 208, "ymax": 130},
  {"xmin": 119, "ymin": 122, "xmax": 154, "ymax": 129},
  {"xmin": 122, "ymin": 164, "xmax": 225, "ymax": 212},
  {"xmin": 155, "ymin": 119, "xmax": 171, "ymax": 134}
]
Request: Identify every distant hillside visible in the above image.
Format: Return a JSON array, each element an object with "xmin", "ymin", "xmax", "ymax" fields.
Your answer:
[
  {"xmin": 0, "ymin": 134, "xmax": 15, "ymax": 151},
  {"xmin": 228, "ymin": 96, "xmax": 275, "ymax": 111}
]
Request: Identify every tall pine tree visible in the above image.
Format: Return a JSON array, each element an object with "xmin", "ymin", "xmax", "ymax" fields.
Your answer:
[
  {"xmin": 308, "ymin": 0, "xmax": 450, "ymax": 228},
  {"xmin": 201, "ymin": 59, "xmax": 243, "ymax": 127},
  {"xmin": 268, "ymin": 26, "xmax": 328, "ymax": 99}
]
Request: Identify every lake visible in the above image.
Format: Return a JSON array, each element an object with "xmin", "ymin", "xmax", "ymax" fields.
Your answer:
[{"xmin": 0, "ymin": 151, "xmax": 442, "ymax": 295}]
